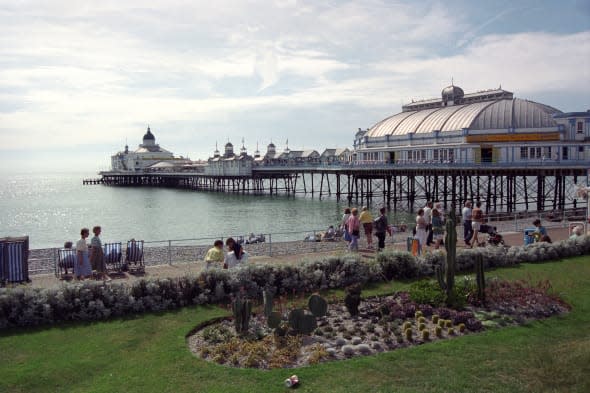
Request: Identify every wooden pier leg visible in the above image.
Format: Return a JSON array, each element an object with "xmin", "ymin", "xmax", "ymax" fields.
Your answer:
[{"xmin": 336, "ymin": 174, "xmax": 341, "ymax": 201}]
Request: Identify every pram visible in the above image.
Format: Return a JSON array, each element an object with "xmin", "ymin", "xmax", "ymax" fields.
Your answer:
[{"xmin": 480, "ymin": 224, "xmax": 504, "ymax": 246}]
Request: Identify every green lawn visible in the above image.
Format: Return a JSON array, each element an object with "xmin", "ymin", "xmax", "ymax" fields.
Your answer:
[{"xmin": 1, "ymin": 256, "xmax": 590, "ymax": 393}]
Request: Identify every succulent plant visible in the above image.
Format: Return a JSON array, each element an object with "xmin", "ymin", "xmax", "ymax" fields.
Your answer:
[
  {"xmin": 263, "ymin": 288, "xmax": 274, "ymax": 318},
  {"xmin": 402, "ymin": 321, "xmax": 412, "ymax": 331},
  {"xmin": 458, "ymin": 323, "xmax": 466, "ymax": 332},
  {"xmin": 432, "ymin": 314, "xmax": 439, "ymax": 324},
  {"xmin": 448, "ymin": 327, "xmax": 456, "ymax": 335},
  {"xmin": 445, "ymin": 320, "xmax": 453, "ymax": 328},
  {"xmin": 267, "ymin": 311, "xmax": 282, "ymax": 329},
  {"xmin": 418, "ymin": 322, "xmax": 426, "ymax": 331},
  {"xmin": 475, "ymin": 254, "xmax": 486, "ymax": 304},
  {"xmin": 405, "ymin": 328, "xmax": 413, "ymax": 341},
  {"xmin": 414, "ymin": 310, "xmax": 423, "ymax": 318},
  {"xmin": 418, "ymin": 316, "xmax": 426, "ymax": 324},
  {"xmin": 438, "ymin": 319, "xmax": 445, "ymax": 328},
  {"xmin": 308, "ymin": 294, "xmax": 328, "ymax": 317},
  {"xmin": 435, "ymin": 325, "xmax": 443, "ymax": 337},
  {"xmin": 232, "ymin": 296, "xmax": 252, "ymax": 334},
  {"xmin": 422, "ymin": 330, "xmax": 430, "ymax": 340},
  {"xmin": 436, "ymin": 208, "xmax": 457, "ymax": 306},
  {"xmin": 345, "ymin": 284, "xmax": 362, "ymax": 317}
]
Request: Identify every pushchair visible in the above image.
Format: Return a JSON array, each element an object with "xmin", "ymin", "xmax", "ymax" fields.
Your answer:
[{"xmin": 481, "ymin": 225, "xmax": 504, "ymax": 246}]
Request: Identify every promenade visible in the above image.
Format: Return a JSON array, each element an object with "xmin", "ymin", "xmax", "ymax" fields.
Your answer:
[{"xmin": 27, "ymin": 225, "xmax": 576, "ymax": 289}]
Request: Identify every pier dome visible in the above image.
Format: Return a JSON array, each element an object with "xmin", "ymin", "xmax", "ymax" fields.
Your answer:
[{"xmin": 366, "ymin": 88, "xmax": 561, "ymax": 138}]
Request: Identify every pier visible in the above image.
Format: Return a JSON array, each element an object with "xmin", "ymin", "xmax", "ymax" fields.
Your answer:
[{"xmin": 96, "ymin": 161, "xmax": 589, "ymax": 214}]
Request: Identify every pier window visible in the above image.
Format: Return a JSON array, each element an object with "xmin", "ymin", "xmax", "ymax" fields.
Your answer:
[
  {"xmin": 577, "ymin": 121, "xmax": 584, "ymax": 134},
  {"xmin": 520, "ymin": 147, "xmax": 528, "ymax": 159}
]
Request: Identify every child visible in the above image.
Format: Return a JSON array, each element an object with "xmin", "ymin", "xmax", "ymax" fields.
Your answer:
[{"xmin": 205, "ymin": 240, "xmax": 224, "ymax": 269}]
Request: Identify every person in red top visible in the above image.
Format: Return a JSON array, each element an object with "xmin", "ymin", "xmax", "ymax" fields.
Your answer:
[{"xmin": 346, "ymin": 208, "xmax": 361, "ymax": 252}]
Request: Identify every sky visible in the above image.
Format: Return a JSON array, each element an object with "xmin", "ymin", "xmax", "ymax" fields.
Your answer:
[{"xmin": 1, "ymin": 0, "xmax": 589, "ymax": 172}]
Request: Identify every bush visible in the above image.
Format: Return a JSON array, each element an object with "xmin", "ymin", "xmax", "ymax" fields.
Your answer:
[
  {"xmin": 408, "ymin": 280, "xmax": 445, "ymax": 306},
  {"xmin": 1, "ymin": 236, "xmax": 588, "ymax": 330}
]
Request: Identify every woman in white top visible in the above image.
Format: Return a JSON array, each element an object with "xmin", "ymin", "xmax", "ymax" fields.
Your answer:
[
  {"xmin": 75, "ymin": 228, "xmax": 93, "ymax": 279},
  {"xmin": 415, "ymin": 208, "xmax": 428, "ymax": 248}
]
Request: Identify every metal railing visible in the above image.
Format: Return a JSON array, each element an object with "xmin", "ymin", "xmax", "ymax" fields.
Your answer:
[{"xmin": 26, "ymin": 209, "xmax": 588, "ymax": 276}]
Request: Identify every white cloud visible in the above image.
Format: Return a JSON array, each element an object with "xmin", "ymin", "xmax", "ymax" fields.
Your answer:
[{"xmin": 0, "ymin": 1, "xmax": 589, "ymax": 171}]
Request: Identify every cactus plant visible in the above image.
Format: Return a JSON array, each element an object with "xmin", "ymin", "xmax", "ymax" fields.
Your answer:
[
  {"xmin": 432, "ymin": 315, "xmax": 439, "ymax": 324},
  {"xmin": 435, "ymin": 325, "xmax": 443, "ymax": 337},
  {"xmin": 436, "ymin": 208, "xmax": 457, "ymax": 306},
  {"xmin": 402, "ymin": 321, "xmax": 412, "ymax": 331},
  {"xmin": 422, "ymin": 330, "xmax": 430, "ymax": 340},
  {"xmin": 404, "ymin": 327, "xmax": 413, "ymax": 341},
  {"xmin": 448, "ymin": 327, "xmax": 456, "ymax": 335},
  {"xmin": 475, "ymin": 254, "xmax": 486, "ymax": 303},
  {"xmin": 308, "ymin": 294, "xmax": 328, "ymax": 317},
  {"xmin": 458, "ymin": 323, "xmax": 466, "ymax": 332},
  {"xmin": 267, "ymin": 311, "xmax": 282, "ymax": 329},
  {"xmin": 288, "ymin": 308, "xmax": 318, "ymax": 335},
  {"xmin": 445, "ymin": 320, "xmax": 453, "ymax": 328},
  {"xmin": 418, "ymin": 316, "xmax": 426, "ymax": 324},
  {"xmin": 414, "ymin": 310, "xmax": 423, "ymax": 318},
  {"xmin": 418, "ymin": 322, "xmax": 426, "ymax": 331},
  {"xmin": 344, "ymin": 283, "xmax": 362, "ymax": 317},
  {"xmin": 263, "ymin": 288, "xmax": 274, "ymax": 318},
  {"xmin": 232, "ymin": 297, "xmax": 252, "ymax": 334}
]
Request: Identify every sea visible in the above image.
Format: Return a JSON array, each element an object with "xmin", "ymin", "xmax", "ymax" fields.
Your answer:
[{"xmin": 0, "ymin": 172, "xmax": 413, "ymax": 249}]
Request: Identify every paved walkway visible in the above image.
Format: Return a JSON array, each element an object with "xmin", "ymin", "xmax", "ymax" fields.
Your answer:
[{"xmin": 26, "ymin": 225, "xmax": 578, "ymax": 290}]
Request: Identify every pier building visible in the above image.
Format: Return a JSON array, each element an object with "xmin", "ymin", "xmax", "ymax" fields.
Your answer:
[
  {"xmin": 354, "ymin": 85, "xmax": 589, "ymax": 165},
  {"xmin": 98, "ymin": 87, "xmax": 589, "ymax": 215},
  {"xmin": 111, "ymin": 126, "xmax": 189, "ymax": 172}
]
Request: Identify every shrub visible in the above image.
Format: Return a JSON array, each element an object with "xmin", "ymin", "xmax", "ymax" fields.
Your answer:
[{"xmin": 408, "ymin": 280, "xmax": 445, "ymax": 306}]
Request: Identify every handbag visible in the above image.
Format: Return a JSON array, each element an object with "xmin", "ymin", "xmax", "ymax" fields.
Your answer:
[{"xmin": 344, "ymin": 229, "xmax": 352, "ymax": 241}]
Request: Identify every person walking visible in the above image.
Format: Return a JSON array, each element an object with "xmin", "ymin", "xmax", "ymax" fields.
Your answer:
[
  {"xmin": 90, "ymin": 226, "xmax": 111, "ymax": 281},
  {"xmin": 75, "ymin": 228, "xmax": 92, "ymax": 280},
  {"xmin": 359, "ymin": 206, "xmax": 374, "ymax": 249},
  {"xmin": 462, "ymin": 201, "xmax": 473, "ymax": 246},
  {"xmin": 431, "ymin": 208, "xmax": 445, "ymax": 249},
  {"xmin": 373, "ymin": 207, "xmax": 390, "ymax": 251},
  {"xmin": 415, "ymin": 208, "xmax": 428, "ymax": 249},
  {"xmin": 470, "ymin": 201, "xmax": 484, "ymax": 247},
  {"xmin": 341, "ymin": 208, "xmax": 352, "ymax": 245},
  {"xmin": 346, "ymin": 208, "xmax": 361, "ymax": 252},
  {"xmin": 424, "ymin": 201, "xmax": 433, "ymax": 246}
]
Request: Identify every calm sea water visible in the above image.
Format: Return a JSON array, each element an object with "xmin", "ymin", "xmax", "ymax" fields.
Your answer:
[{"xmin": 0, "ymin": 172, "xmax": 412, "ymax": 249}]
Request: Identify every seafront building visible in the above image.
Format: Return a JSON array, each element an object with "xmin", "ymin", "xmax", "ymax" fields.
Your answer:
[{"xmin": 353, "ymin": 85, "xmax": 590, "ymax": 165}]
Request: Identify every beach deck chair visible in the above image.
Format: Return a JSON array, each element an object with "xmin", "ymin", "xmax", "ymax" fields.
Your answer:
[
  {"xmin": 125, "ymin": 240, "xmax": 145, "ymax": 273},
  {"xmin": 56, "ymin": 248, "xmax": 77, "ymax": 279},
  {"xmin": 103, "ymin": 242, "xmax": 122, "ymax": 272},
  {"xmin": 0, "ymin": 236, "xmax": 30, "ymax": 285}
]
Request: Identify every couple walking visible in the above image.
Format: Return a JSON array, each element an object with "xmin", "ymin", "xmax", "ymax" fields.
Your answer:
[
  {"xmin": 462, "ymin": 201, "xmax": 484, "ymax": 247},
  {"xmin": 75, "ymin": 226, "xmax": 111, "ymax": 281},
  {"xmin": 342, "ymin": 206, "xmax": 390, "ymax": 252}
]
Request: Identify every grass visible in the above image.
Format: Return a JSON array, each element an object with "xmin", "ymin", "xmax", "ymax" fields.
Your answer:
[{"xmin": 1, "ymin": 256, "xmax": 589, "ymax": 393}]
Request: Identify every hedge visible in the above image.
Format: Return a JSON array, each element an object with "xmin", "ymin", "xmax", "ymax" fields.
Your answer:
[{"xmin": 1, "ymin": 236, "xmax": 589, "ymax": 329}]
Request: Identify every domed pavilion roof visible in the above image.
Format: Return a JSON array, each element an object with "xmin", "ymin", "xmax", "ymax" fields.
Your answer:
[{"xmin": 366, "ymin": 88, "xmax": 562, "ymax": 138}]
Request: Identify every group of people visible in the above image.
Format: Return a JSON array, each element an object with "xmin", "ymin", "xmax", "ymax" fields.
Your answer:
[
  {"xmin": 204, "ymin": 237, "xmax": 247, "ymax": 269},
  {"xmin": 461, "ymin": 201, "xmax": 486, "ymax": 247},
  {"xmin": 414, "ymin": 201, "xmax": 447, "ymax": 250},
  {"xmin": 64, "ymin": 226, "xmax": 111, "ymax": 281},
  {"xmin": 340, "ymin": 206, "xmax": 392, "ymax": 252}
]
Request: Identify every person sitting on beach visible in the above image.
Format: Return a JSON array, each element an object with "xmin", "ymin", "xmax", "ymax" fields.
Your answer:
[
  {"xmin": 60, "ymin": 241, "xmax": 76, "ymax": 274},
  {"xmin": 204, "ymin": 240, "xmax": 224, "ymax": 269},
  {"xmin": 570, "ymin": 226, "xmax": 584, "ymax": 240},
  {"xmin": 324, "ymin": 225, "xmax": 336, "ymax": 241},
  {"xmin": 533, "ymin": 219, "xmax": 551, "ymax": 243}
]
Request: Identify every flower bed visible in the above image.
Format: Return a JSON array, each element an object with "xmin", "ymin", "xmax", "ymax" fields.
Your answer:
[{"xmin": 187, "ymin": 279, "xmax": 570, "ymax": 369}]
